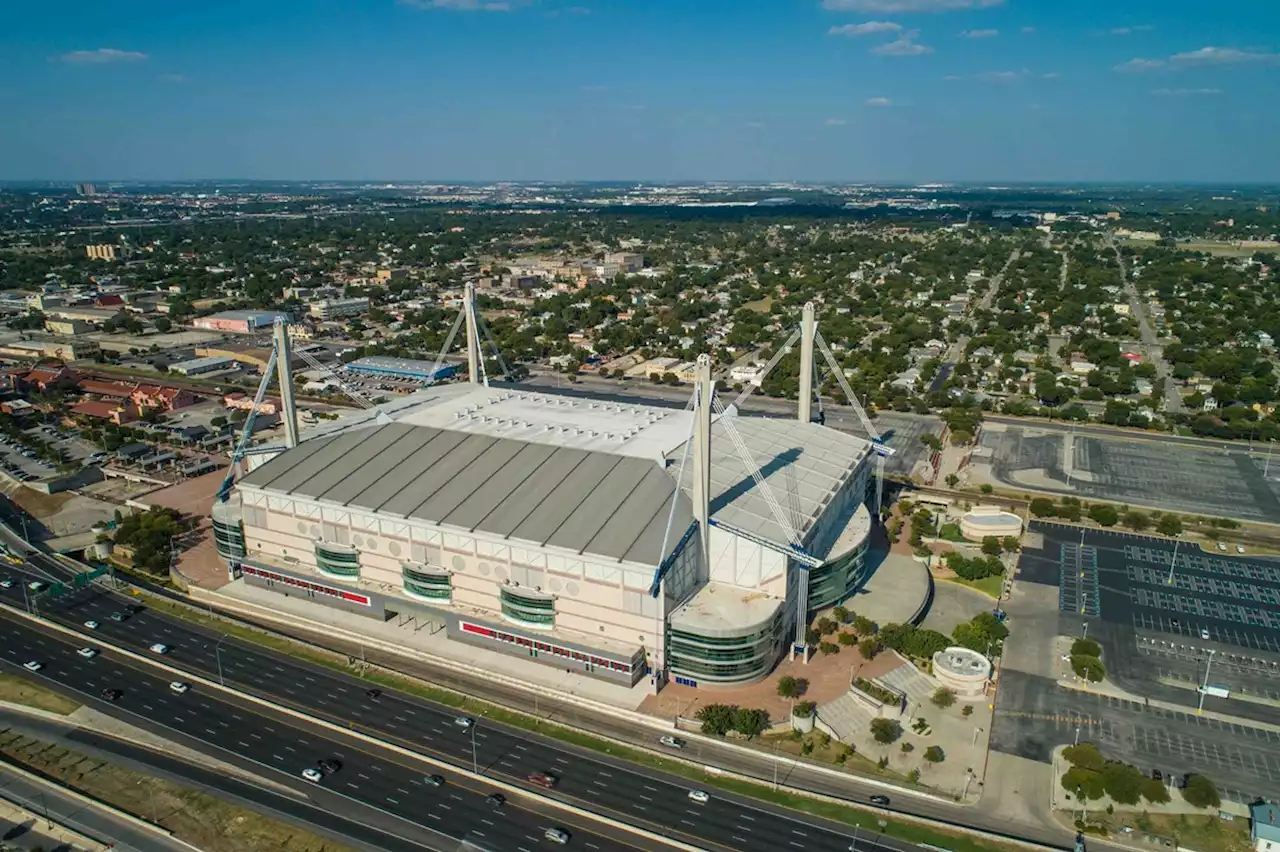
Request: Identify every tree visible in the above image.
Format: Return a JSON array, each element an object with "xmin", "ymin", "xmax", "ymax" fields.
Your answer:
[
  {"xmin": 817, "ymin": 617, "xmax": 838, "ymax": 636},
  {"xmin": 1062, "ymin": 767, "xmax": 1106, "ymax": 802},
  {"xmin": 923, "ymin": 745, "xmax": 945, "ymax": 764},
  {"xmin": 1181, "ymin": 774, "xmax": 1221, "ymax": 809},
  {"xmin": 1123, "ymin": 511, "xmax": 1150, "ymax": 531},
  {"xmin": 858, "ymin": 637, "xmax": 879, "ymax": 660},
  {"xmin": 1141, "ymin": 777, "xmax": 1171, "ymax": 804},
  {"xmin": 1001, "ymin": 536, "xmax": 1020, "ymax": 552},
  {"xmin": 1157, "ymin": 514, "xmax": 1184, "ymax": 537},
  {"xmin": 819, "ymin": 641, "xmax": 840, "ymax": 656},
  {"xmin": 696, "ymin": 704, "xmax": 735, "ymax": 736},
  {"xmin": 1058, "ymin": 503, "xmax": 1082, "ymax": 522},
  {"xmin": 1029, "ymin": 498, "xmax": 1057, "ymax": 518},
  {"xmin": 731, "ymin": 707, "xmax": 771, "ymax": 738},
  {"xmin": 931, "ymin": 687, "xmax": 957, "ymax": 709},
  {"xmin": 920, "ymin": 433, "xmax": 943, "ymax": 452},
  {"xmin": 153, "ymin": 316, "xmax": 173, "ymax": 333},
  {"xmin": 852, "ymin": 615, "xmax": 877, "ymax": 637},
  {"xmin": 804, "ymin": 628, "xmax": 820, "ymax": 646},
  {"xmin": 776, "ymin": 676, "xmax": 803, "ymax": 703},
  {"xmin": 981, "ymin": 536, "xmax": 1002, "ymax": 556},
  {"xmin": 837, "ymin": 631, "xmax": 856, "ymax": 646},
  {"xmin": 1062, "ymin": 743, "xmax": 1106, "ymax": 772},
  {"xmin": 1100, "ymin": 762, "xmax": 1147, "ymax": 806},
  {"xmin": 832, "ymin": 605, "xmax": 851, "ymax": 624},
  {"xmin": 870, "ymin": 718, "xmax": 902, "ymax": 744},
  {"xmin": 1071, "ymin": 655, "xmax": 1106, "ymax": 682},
  {"xmin": 1071, "ymin": 638, "xmax": 1101, "ymax": 658},
  {"xmin": 1088, "ymin": 504, "xmax": 1119, "ymax": 527},
  {"xmin": 961, "ymin": 704, "xmax": 974, "ymax": 718}
]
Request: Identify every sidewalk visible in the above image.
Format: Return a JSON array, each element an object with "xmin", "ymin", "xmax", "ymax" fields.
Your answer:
[{"xmin": 0, "ymin": 792, "xmax": 109, "ymax": 852}]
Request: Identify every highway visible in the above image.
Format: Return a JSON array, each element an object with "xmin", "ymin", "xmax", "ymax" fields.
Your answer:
[
  {"xmin": 0, "ymin": 554, "xmax": 947, "ymax": 852},
  {"xmin": 0, "ymin": 609, "xmax": 651, "ymax": 852}
]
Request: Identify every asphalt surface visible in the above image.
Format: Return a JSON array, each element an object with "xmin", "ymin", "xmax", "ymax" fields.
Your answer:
[
  {"xmin": 0, "ymin": 611, "xmax": 642, "ymax": 852},
  {"xmin": 0, "ymin": 556, "xmax": 929, "ymax": 852},
  {"xmin": 0, "ymin": 708, "xmax": 440, "ymax": 852}
]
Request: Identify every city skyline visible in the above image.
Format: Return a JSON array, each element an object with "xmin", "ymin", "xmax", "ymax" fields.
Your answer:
[{"xmin": 3, "ymin": 0, "xmax": 1279, "ymax": 182}]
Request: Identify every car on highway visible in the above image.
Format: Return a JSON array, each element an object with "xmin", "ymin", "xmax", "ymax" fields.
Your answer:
[
  {"xmin": 169, "ymin": 681, "xmax": 189, "ymax": 694},
  {"xmin": 365, "ymin": 688, "xmax": 382, "ymax": 700},
  {"xmin": 869, "ymin": 795, "xmax": 891, "ymax": 806},
  {"xmin": 83, "ymin": 620, "xmax": 99, "ymax": 630},
  {"xmin": 4, "ymin": 555, "xmax": 20, "ymax": 566},
  {"xmin": 149, "ymin": 643, "xmax": 170, "ymax": 654},
  {"xmin": 544, "ymin": 828, "xmax": 570, "ymax": 845},
  {"xmin": 77, "ymin": 647, "xmax": 98, "ymax": 659},
  {"xmin": 301, "ymin": 768, "xmax": 323, "ymax": 783},
  {"xmin": 659, "ymin": 735, "xmax": 684, "ymax": 749},
  {"xmin": 424, "ymin": 774, "xmax": 445, "ymax": 788},
  {"xmin": 486, "ymin": 793, "xmax": 505, "ymax": 808},
  {"xmin": 0, "ymin": 579, "xmax": 11, "ymax": 589},
  {"xmin": 1237, "ymin": 545, "xmax": 1246, "ymax": 554},
  {"xmin": 527, "ymin": 771, "xmax": 558, "ymax": 789},
  {"xmin": 318, "ymin": 759, "xmax": 342, "ymax": 775},
  {"xmin": 109, "ymin": 612, "xmax": 128, "ymax": 623},
  {"xmin": 687, "ymin": 790, "xmax": 710, "ymax": 804},
  {"xmin": 100, "ymin": 688, "xmax": 122, "ymax": 701},
  {"xmin": 22, "ymin": 660, "xmax": 42, "ymax": 672},
  {"xmin": 26, "ymin": 581, "xmax": 45, "ymax": 592},
  {"xmin": 1200, "ymin": 628, "xmax": 1211, "ymax": 641},
  {"xmin": 454, "ymin": 716, "xmax": 474, "ymax": 728}
]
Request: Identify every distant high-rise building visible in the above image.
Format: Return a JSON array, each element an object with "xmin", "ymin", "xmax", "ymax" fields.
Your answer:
[{"xmin": 74, "ymin": 183, "xmax": 97, "ymax": 197}]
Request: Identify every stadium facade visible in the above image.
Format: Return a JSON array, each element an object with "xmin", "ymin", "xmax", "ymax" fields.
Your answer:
[{"xmin": 213, "ymin": 304, "xmax": 875, "ymax": 690}]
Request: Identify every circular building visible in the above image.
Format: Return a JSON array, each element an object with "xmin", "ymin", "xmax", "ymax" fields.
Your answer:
[
  {"xmin": 932, "ymin": 646, "xmax": 992, "ymax": 698},
  {"xmin": 959, "ymin": 506, "xmax": 1023, "ymax": 542}
]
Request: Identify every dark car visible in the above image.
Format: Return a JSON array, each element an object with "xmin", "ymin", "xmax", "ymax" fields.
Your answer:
[
  {"xmin": 109, "ymin": 612, "xmax": 128, "ymax": 623},
  {"xmin": 869, "ymin": 795, "xmax": 891, "ymax": 806},
  {"xmin": 1152, "ymin": 769, "xmax": 1163, "ymax": 782},
  {"xmin": 486, "ymin": 793, "xmax": 506, "ymax": 808},
  {"xmin": 318, "ymin": 759, "xmax": 342, "ymax": 775},
  {"xmin": 100, "ymin": 688, "xmax": 122, "ymax": 701},
  {"xmin": 365, "ymin": 688, "xmax": 382, "ymax": 700},
  {"xmin": 425, "ymin": 775, "xmax": 445, "ymax": 788}
]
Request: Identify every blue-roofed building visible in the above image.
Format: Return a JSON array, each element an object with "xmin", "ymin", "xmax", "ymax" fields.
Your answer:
[{"xmin": 1252, "ymin": 802, "xmax": 1280, "ymax": 852}]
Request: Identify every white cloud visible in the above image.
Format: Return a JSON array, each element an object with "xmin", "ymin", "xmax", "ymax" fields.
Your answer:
[
  {"xmin": 160, "ymin": 73, "xmax": 188, "ymax": 83},
  {"xmin": 55, "ymin": 48, "xmax": 148, "ymax": 64},
  {"xmin": 1108, "ymin": 25, "xmax": 1153, "ymax": 35},
  {"xmin": 1151, "ymin": 87, "xmax": 1224, "ymax": 95},
  {"xmin": 1041, "ymin": 71, "xmax": 1061, "ymax": 79},
  {"xmin": 1020, "ymin": 26, "xmax": 1036, "ymax": 34},
  {"xmin": 744, "ymin": 121, "xmax": 765, "ymax": 128},
  {"xmin": 824, "ymin": 117, "xmax": 849, "ymax": 125},
  {"xmin": 1114, "ymin": 57, "xmax": 1165, "ymax": 72},
  {"xmin": 399, "ymin": 0, "xmax": 516, "ymax": 10},
  {"xmin": 961, "ymin": 28, "xmax": 998, "ymax": 38},
  {"xmin": 1170, "ymin": 46, "xmax": 1280, "ymax": 65},
  {"xmin": 823, "ymin": 0, "xmax": 1002, "ymax": 12},
  {"xmin": 942, "ymin": 73, "xmax": 961, "ymax": 80},
  {"xmin": 865, "ymin": 96, "xmax": 893, "ymax": 107},
  {"xmin": 829, "ymin": 20, "xmax": 902, "ymax": 36},
  {"xmin": 975, "ymin": 69, "xmax": 1022, "ymax": 82},
  {"xmin": 872, "ymin": 30, "xmax": 933, "ymax": 55}
]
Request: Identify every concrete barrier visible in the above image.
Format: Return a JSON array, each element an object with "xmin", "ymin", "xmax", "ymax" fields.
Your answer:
[{"xmin": 0, "ymin": 602, "xmax": 711, "ymax": 852}]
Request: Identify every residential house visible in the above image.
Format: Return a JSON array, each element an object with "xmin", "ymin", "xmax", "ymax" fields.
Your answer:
[
  {"xmin": 1251, "ymin": 801, "xmax": 1280, "ymax": 852},
  {"xmin": 71, "ymin": 399, "xmax": 136, "ymax": 425}
]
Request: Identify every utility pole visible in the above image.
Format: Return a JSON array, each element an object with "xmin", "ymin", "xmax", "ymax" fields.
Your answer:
[
  {"xmin": 1165, "ymin": 538, "xmax": 1181, "ymax": 586},
  {"xmin": 471, "ymin": 724, "xmax": 478, "ymax": 774},
  {"xmin": 773, "ymin": 739, "xmax": 780, "ymax": 791},
  {"xmin": 1267, "ymin": 439, "xmax": 1276, "ymax": 479}
]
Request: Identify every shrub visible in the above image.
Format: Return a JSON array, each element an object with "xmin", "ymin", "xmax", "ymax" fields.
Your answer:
[
  {"xmin": 931, "ymin": 687, "xmax": 957, "ymax": 709},
  {"xmin": 901, "ymin": 742, "xmax": 914, "ymax": 753},
  {"xmin": 879, "ymin": 623, "xmax": 950, "ymax": 659},
  {"xmin": 817, "ymin": 617, "xmax": 838, "ymax": 636},
  {"xmin": 838, "ymin": 631, "xmax": 856, "ymax": 647},
  {"xmin": 870, "ymin": 718, "xmax": 902, "ymax": 744},
  {"xmin": 819, "ymin": 641, "xmax": 840, "ymax": 656},
  {"xmin": 853, "ymin": 678, "xmax": 899, "ymax": 705},
  {"xmin": 792, "ymin": 701, "xmax": 816, "ymax": 718},
  {"xmin": 961, "ymin": 704, "xmax": 974, "ymax": 718},
  {"xmin": 859, "ymin": 637, "xmax": 879, "ymax": 660},
  {"xmin": 852, "ymin": 615, "xmax": 878, "ymax": 636},
  {"xmin": 923, "ymin": 745, "xmax": 945, "ymax": 764},
  {"xmin": 981, "ymin": 536, "xmax": 1002, "ymax": 556},
  {"xmin": 907, "ymin": 768, "xmax": 921, "ymax": 783},
  {"xmin": 696, "ymin": 704, "xmax": 772, "ymax": 738},
  {"xmin": 832, "ymin": 605, "xmax": 851, "ymax": 623},
  {"xmin": 1029, "ymin": 497, "xmax": 1057, "ymax": 518}
]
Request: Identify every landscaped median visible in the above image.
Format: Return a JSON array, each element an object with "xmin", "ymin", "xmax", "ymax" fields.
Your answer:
[{"xmin": 124, "ymin": 588, "xmax": 1061, "ymax": 852}]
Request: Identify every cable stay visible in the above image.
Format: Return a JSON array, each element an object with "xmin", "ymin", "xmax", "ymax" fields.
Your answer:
[
  {"xmin": 814, "ymin": 329, "xmax": 891, "ymax": 515},
  {"xmin": 710, "ymin": 394, "xmax": 805, "ymax": 552},
  {"xmin": 216, "ymin": 329, "xmax": 281, "ymax": 503}
]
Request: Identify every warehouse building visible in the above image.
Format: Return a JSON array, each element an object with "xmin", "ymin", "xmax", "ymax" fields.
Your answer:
[
  {"xmin": 170, "ymin": 355, "xmax": 237, "ymax": 376},
  {"xmin": 213, "ymin": 296, "xmax": 875, "ymax": 691},
  {"xmin": 346, "ymin": 356, "xmax": 459, "ymax": 383},
  {"xmin": 192, "ymin": 310, "xmax": 291, "ymax": 334}
]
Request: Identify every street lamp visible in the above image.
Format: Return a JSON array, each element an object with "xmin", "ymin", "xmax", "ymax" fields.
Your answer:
[
  {"xmin": 1197, "ymin": 649, "xmax": 1217, "ymax": 714},
  {"xmin": 1165, "ymin": 538, "xmax": 1181, "ymax": 586},
  {"xmin": 214, "ymin": 633, "xmax": 230, "ymax": 687},
  {"xmin": 470, "ymin": 724, "xmax": 478, "ymax": 774}
]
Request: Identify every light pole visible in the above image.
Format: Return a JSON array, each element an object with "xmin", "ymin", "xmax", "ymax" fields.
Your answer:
[
  {"xmin": 1197, "ymin": 649, "xmax": 1217, "ymax": 714},
  {"xmin": 1266, "ymin": 439, "xmax": 1275, "ymax": 479},
  {"xmin": 772, "ymin": 739, "xmax": 780, "ymax": 791},
  {"xmin": 470, "ymin": 724, "xmax": 478, "ymax": 774},
  {"xmin": 214, "ymin": 633, "xmax": 229, "ymax": 686},
  {"xmin": 1074, "ymin": 724, "xmax": 1081, "ymax": 746},
  {"xmin": 1165, "ymin": 538, "xmax": 1181, "ymax": 586},
  {"xmin": 1082, "ymin": 622, "xmax": 1088, "ymax": 641}
]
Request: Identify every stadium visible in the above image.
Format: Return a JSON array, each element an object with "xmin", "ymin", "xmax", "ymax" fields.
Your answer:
[{"xmin": 212, "ymin": 303, "xmax": 877, "ymax": 691}]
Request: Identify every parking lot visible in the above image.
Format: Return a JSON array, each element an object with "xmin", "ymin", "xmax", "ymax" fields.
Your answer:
[{"xmin": 0, "ymin": 423, "xmax": 105, "ymax": 482}]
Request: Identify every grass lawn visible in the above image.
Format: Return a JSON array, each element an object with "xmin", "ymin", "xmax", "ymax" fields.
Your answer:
[
  {"xmin": 0, "ymin": 672, "xmax": 81, "ymax": 715},
  {"xmin": 0, "ymin": 729, "xmax": 359, "ymax": 852},
  {"xmin": 943, "ymin": 574, "xmax": 1004, "ymax": 599},
  {"xmin": 142, "ymin": 590, "xmax": 1025, "ymax": 852},
  {"xmin": 1083, "ymin": 811, "xmax": 1250, "ymax": 852},
  {"xmin": 742, "ymin": 296, "xmax": 774, "ymax": 313}
]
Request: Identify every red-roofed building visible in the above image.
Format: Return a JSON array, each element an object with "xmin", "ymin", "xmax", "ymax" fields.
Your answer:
[
  {"xmin": 16, "ymin": 365, "xmax": 77, "ymax": 392},
  {"xmin": 95, "ymin": 294, "xmax": 125, "ymax": 308},
  {"xmin": 71, "ymin": 400, "xmax": 136, "ymax": 424},
  {"xmin": 78, "ymin": 378, "xmax": 137, "ymax": 399},
  {"xmin": 132, "ymin": 384, "xmax": 195, "ymax": 412}
]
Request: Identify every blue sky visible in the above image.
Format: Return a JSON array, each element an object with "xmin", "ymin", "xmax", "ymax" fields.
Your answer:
[{"xmin": 3, "ymin": 0, "xmax": 1279, "ymax": 182}]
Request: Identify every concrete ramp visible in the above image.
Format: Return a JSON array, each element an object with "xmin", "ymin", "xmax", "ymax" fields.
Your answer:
[{"xmin": 816, "ymin": 692, "xmax": 877, "ymax": 743}]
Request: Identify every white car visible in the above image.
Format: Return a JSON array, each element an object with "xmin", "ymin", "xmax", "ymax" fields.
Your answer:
[
  {"xmin": 688, "ymin": 790, "xmax": 710, "ymax": 804},
  {"xmin": 26, "ymin": 582, "xmax": 45, "ymax": 592},
  {"xmin": 149, "ymin": 643, "xmax": 169, "ymax": 655},
  {"xmin": 22, "ymin": 661, "xmax": 42, "ymax": 672},
  {"xmin": 0, "ymin": 579, "xmax": 12, "ymax": 589},
  {"xmin": 77, "ymin": 647, "xmax": 98, "ymax": 659},
  {"xmin": 659, "ymin": 735, "xmax": 684, "ymax": 749},
  {"xmin": 1216, "ymin": 542, "xmax": 1228, "ymax": 552},
  {"xmin": 83, "ymin": 620, "xmax": 99, "ymax": 630},
  {"xmin": 544, "ymin": 828, "xmax": 570, "ymax": 845},
  {"xmin": 1236, "ymin": 545, "xmax": 1246, "ymax": 554},
  {"xmin": 301, "ymin": 768, "xmax": 323, "ymax": 783},
  {"xmin": 169, "ymin": 681, "xmax": 189, "ymax": 694},
  {"xmin": 1200, "ymin": 628, "xmax": 1211, "ymax": 641},
  {"xmin": 454, "ymin": 716, "xmax": 474, "ymax": 728}
]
